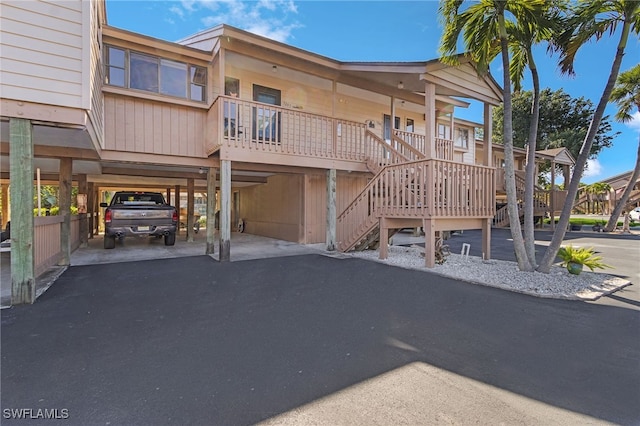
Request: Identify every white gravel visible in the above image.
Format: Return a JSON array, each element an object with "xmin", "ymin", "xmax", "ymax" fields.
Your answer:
[{"xmin": 348, "ymin": 245, "xmax": 631, "ymax": 300}]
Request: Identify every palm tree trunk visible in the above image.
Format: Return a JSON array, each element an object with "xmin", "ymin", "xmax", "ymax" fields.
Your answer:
[
  {"xmin": 605, "ymin": 138, "xmax": 640, "ymax": 232},
  {"xmin": 499, "ymin": 14, "xmax": 533, "ymax": 271},
  {"xmin": 537, "ymin": 20, "xmax": 631, "ymax": 273},
  {"xmin": 524, "ymin": 48, "xmax": 540, "ymax": 268}
]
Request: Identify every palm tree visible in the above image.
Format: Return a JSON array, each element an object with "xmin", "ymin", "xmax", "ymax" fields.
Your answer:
[
  {"xmin": 605, "ymin": 64, "xmax": 640, "ymax": 232},
  {"xmin": 506, "ymin": 8, "xmax": 561, "ymax": 268},
  {"xmin": 439, "ymin": 0, "xmax": 549, "ymax": 272},
  {"xmin": 537, "ymin": 0, "xmax": 639, "ymax": 273}
]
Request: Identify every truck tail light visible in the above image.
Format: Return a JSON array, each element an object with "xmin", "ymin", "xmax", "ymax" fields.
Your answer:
[
  {"xmin": 172, "ymin": 210, "xmax": 178, "ymax": 222},
  {"xmin": 105, "ymin": 209, "xmax": 112, "ymax": 223}
]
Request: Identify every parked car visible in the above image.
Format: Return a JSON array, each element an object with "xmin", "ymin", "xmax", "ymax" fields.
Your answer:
[
  {"xmin": 629, "ymin": 207, "xmax": 640, "ymax": 222},
  {"xmin": 100, "ymin": 191, "xmax": 177, "ymax": 249}
]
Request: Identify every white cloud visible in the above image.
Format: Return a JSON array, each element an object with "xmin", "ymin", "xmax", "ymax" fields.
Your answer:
[
  {"xmin": 582, "ymin": 158, "xmax": 603, "ymax": 179},
  {"xmin": 169, "ymin": 5, "xmax": 184, "ymax": 19},
  {"xmin": 176, "ymin": 0, "xmax": 301, "ymax": 43},
  {"xmin": 627, "ymin": 111, "xmax": 640, "ymax": 133}
]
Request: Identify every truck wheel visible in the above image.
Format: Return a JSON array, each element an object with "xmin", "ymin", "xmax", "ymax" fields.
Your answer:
[
  {"xmin": 164, "ymin": 232, "xmax": 176, "ymax": 246},
  {"xmin": 104, "ymin": 235, "xmax": 116, "ymax": 249}
]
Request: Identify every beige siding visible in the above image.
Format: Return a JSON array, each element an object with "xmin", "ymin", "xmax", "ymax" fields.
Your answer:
[
  {"xmin": 237, "ymin": 174, "xmax": 304, "ymax": 242},
  {"xmin": 88, "ymin": 0, "xmax": 104, "ymax": 146},
  {"xmin": 304, "ymin": 173, "xmax": 369, "ymax": 244},
  {"xmin": 104, "ymin": 94, "xmax": 206, "ymax": 157},
  {"xmin": 0, "ymin": 1, "xmax": 86, "ymax": 109}
]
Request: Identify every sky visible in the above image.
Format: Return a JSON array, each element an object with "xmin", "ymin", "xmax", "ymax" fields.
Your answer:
[{"xmin": 105, "ymin": 0, "xmax": 640, "ymax": 184}]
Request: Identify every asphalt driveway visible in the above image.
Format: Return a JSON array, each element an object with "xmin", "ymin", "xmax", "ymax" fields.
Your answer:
[{"xmin": 2, "ymin": 254, "xmax": 639, "ymax": 425}]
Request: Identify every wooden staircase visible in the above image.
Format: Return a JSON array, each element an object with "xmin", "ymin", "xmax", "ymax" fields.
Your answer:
[
  {"xmin": 493, "ymin": 174, "xmax": 550, "ymax": 228},
  {"xmin": 338, "ymin": 131, "xmax": 495, "ymax": 253}
]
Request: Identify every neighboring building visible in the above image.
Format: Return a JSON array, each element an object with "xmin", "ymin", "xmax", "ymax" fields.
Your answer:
[{"xmin": 1, "ymin": 0, "xmax": 508, "ymax": 303}]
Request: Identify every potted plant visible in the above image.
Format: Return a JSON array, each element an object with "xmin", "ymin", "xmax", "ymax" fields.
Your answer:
[{"xmin": 557, "ymin": 245, "xmax": 611, "ymax": 275}]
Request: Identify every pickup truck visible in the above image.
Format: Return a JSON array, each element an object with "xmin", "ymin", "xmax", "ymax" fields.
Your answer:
[{"xmin": 100, "ymin": 191, "xmax": 178, "ymax": 249}]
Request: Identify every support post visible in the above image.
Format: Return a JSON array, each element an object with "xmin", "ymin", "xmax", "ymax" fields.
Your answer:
[
  {"xmin": 166, "ymin": 187, "xmax": 172, "ymax": 206},
  {"xmin": 174, "ymin": 185, "xmax": 181, "ymax": 234},
  {"xmin": 78, "ymin": 173, "xmax": 88, "ymax": 247},
  {"xmin": 483, "ymin": 104, "xmax": 493, "ymax": 167},
  {"xmin": 219, "ymin": 160, "xmax": 231, "ymax": 261},
  {"xmin": 10, "ymin": 118, "xmax": 35, "ymax": 304},
  {"xmin": 1, "ymin": 184, "xmax": 8, "ymax": 229},
  {"xmin": 58, "ymin": 157, "xmax": 72, "ymax": 266},
  {"xmin": 326, "ymin": 169, "xmax": 336, "ymax": 251},
  {"xmin": 379, "ymin": 219, "xmax": 389, "ymax": 260},
  {"xmin": 187, "ymin": 178, "xmax": 195, "ymax": 242},
  {"xmin": 206, "ymin": 167, "xmax": 217, "ymax": 255},
  {"xmin": 482, "ymin": 218, "xmax": 491, "ymax": 260},
  {"xmin": 424, "ymin": 82, "xmax": 436, "ymax": 159},
  {"xmin": 87, "ymin": 182, "xmax": 95, "ymax": 239},
  {"xmin": 423, "ymin": 218, "xmax": 435, "ymax": 268},
  {"xmin": 550, "ymin": 160, "xmax": 556, "ymax": 231}
]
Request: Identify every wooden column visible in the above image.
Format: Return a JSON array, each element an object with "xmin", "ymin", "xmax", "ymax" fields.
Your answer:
[
  {"xmin": 483, "ymin": 104, "xmax": 493, "ymax": 167},
  {"xmin": 58, "ymin": 157, "xmax": 72, "ymax": 266},
  {"xmin": 1, "ymin": 184, "xmax": 8, "ymax": 229},
  {"xmin": 166, "ymin": 187, "xmax": 172, "ymax": 206},
  {"xmin": 87, "ymin": 182, "xmax": 95, "ymax": 239},
  {"xmin": 379, "ymin": 219, "xmax": 389, "ymax": 260},
  {"xmin": 326, "ymin": 168, "xmax": 336, "ymax": 251},
  {"xmin": 424, "ymin": 82, "xmax": 437, "ymax": 160},
  {"xmin": 206, "ymin": 167, "xmax": 217, "ymax": 255},
  {"xmin": 10, "ymin": 118, "xmax": 35, "ymax": 304},
  {"xmin": 174, "ymin": 184, "xmax": 181, "ymax": 234},
  {"xmin": 78, "ymin": 173, "xmax": 88, "ymax": 247},
  {"xmin": 94, "ymin": 186, "xmax": 101, "ymax": 236},
  {"xmin": 423, "ymin": 218, "xmax": 435, "ymax": 268},
  {"xmin": 550, "ymin": 160, "xmax": 556, "ymax": 231},
  {"xmin": 187, "ymin": 178, "xmax": 195, "ymax": 242},
  {"xmin": 219, "ymin": 160, "xmax": 231, "ymax": 261},
  {"xmin": 482, "ymin": 218, "xmax": 491, "ymax": 260},
  {"xmin": 483, "ymin": 104, "xmax": 493, "ymax": 257}
]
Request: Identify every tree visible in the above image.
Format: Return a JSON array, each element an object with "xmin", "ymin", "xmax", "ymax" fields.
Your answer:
[
  {"xmin": 492, "ymin": 88, "xmax": 618, "ymax": 174},
  {"xmin": 537, "ymin": 0, "xmax": 640, "ymax": 273},
  {"xmin": 505, "ymin": 7, "xmax": 561, "ymax": 268},
  {"xmin": 605, "ymin": 64, "xmax": 640, "ymax": 232},
  {"xmin": 439, "ymin": 0, "xmax": 549, "ymax": 272}
]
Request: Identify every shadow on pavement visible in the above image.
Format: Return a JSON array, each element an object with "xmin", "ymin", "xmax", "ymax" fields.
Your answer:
[{"xmin": 2, "ymin": 254, "xmax": 639, "ymax": 425}]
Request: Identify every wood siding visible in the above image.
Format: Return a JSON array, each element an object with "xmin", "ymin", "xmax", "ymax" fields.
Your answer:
[
  {"xmin": 34, "ymin": 215, "xmax": 80, "ymax": 277},
  {"xmin": 104, "ymin": 93, "xmax": 207, "ymax": 157},
  {"xmin": 304, "ymin": 173, "xmax": 369, "ymax": 244},
  {"xmin": 237, "ymin": 174, "xmax": 304, "ymax": 242},
  {"xmin": 0, "ymin": 1, "xmax": 85, "ymax": 109},
  {"xmin": 88, "ymin": 0, "xmax": 104, "ymax": 146}
]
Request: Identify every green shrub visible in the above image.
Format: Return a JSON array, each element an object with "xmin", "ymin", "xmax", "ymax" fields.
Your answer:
[{"xmin": 557, "ymin": 245, "xmax": 611, "ymax": 272}]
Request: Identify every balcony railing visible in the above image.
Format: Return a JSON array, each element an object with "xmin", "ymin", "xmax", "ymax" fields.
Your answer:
[
  {"xmin": 212, "ymin": 96, "xmax": 367, "ymax": 162},
  {"xmin": 211, "ymin": 96, "xmax": 456, "ymax": 166}
]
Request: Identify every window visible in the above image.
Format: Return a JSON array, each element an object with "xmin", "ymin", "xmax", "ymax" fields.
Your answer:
[
  {"xmin": 104, "ymin": 44, "xmax": 206, "ymax": 102},
  {"xmin": 160, "ymin": 59, "xmax": 187, "ymax": 98},
  {"xmin": 105, "ymin": 46, "xmax": 126, "ymax": 87},
  {"xmin": 406, "ymin": 118, "xmax": 414, "ymax": 133},
  {"xmin": 437, "ymin": 123, "xmax": 451, "ymax": 140},
  {"xmin": 190, "ymin": 67, "xmax": 206, "ymax": 102},
  {"xmin": 455, "ymin": 128, "xmax": 469, "ymax": 149},
  {"xmin": 130, "ymin": 52, "xmax": 158, "ymax": 92}
]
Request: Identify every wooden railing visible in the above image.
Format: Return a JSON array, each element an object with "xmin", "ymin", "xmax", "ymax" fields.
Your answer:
[
  {"xmin": 337, "ymin": 159, "xmax": 495, "ymax": 251},
  {"xmin": 393, "ymin": 130, "xmax": 453, "ymax": 161},
  {"xmin": 365, "ymin": 130, "xmax": 412, "ymax": 173},
  {"xmin": 214, "ymin": 96, "xmax": 367, "ymax": 161},
  {"xmin": 436, "ymin": 138, "xmax": 454, "ymax": 161},
  {"xmin": 34, "ymin": 215, "xmax": 80, "ymax": 277}
]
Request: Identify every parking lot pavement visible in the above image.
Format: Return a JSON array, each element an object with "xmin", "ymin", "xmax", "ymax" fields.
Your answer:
[{"xmin": 2, "ymin": 254, "xmax": 639, "ymax": 425}]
